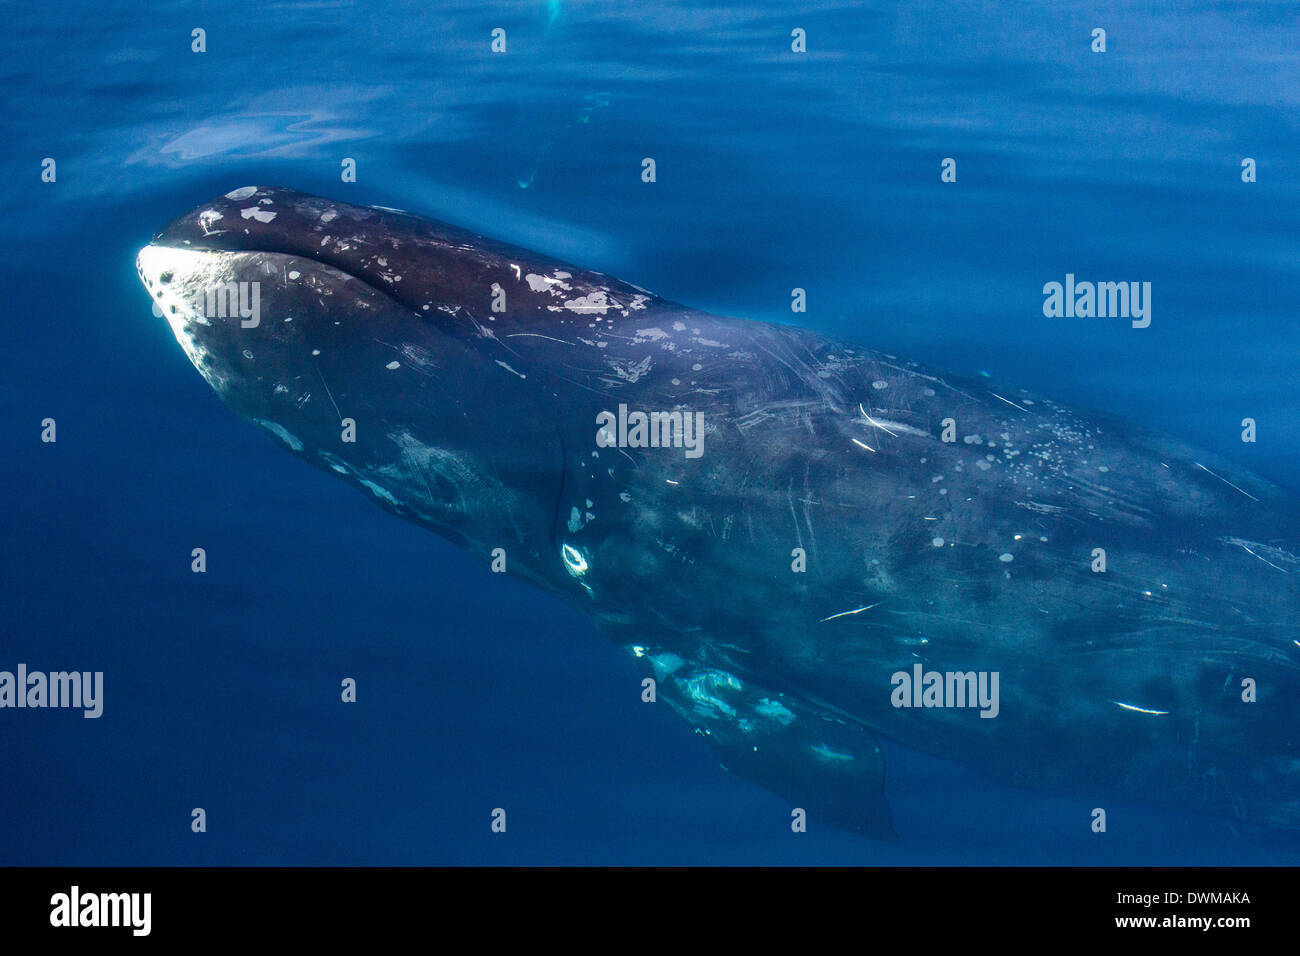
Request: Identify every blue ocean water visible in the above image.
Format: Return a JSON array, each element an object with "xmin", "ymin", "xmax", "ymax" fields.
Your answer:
[{"xmin": 2, "ymin": 0, "xmax": 1299, "ymax": 864}]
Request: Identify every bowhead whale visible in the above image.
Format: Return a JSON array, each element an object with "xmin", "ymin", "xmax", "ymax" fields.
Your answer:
[{"xmin": 137, "ymin": 186, "xmax": 1300, "ymax": 838}]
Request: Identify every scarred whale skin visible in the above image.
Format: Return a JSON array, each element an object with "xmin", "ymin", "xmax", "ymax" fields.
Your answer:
[{"xmin": 136, "ymin": 187, "xmax": 1300, "ymax": 839}]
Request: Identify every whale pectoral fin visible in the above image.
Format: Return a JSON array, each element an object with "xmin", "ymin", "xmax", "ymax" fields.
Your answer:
[
  {"xmin": 705, "ymin": 702, "xmax": 898, "ymax": 841},
  {"xmin": 641, "ymin": 654, "xmax": 897, "ymax": 840}
]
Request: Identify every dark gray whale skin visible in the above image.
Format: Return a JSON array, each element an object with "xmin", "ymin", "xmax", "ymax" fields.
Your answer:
[{"xmin": 137, "ymin": 187, "xmax": 1300, "ymax": 839}]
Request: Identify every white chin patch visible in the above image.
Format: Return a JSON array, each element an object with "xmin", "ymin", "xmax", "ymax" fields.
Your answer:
[{"xmin": 136, "ymin": 244, "xmax": 240, "ymax": 390}]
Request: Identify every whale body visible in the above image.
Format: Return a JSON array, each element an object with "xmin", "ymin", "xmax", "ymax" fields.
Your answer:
[{"xmin": 137, "ymin": 187, "xmax": 1300, "ymax": 838}]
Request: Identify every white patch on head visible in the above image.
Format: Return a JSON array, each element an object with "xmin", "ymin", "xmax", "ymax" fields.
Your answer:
[
  {"xmin": 224, "ymin": 186, "xmax": 258, "ymax": 200},
  {"xmin": 385, "ymin": 361, "xmax": 400, "ymax": 370},
  {"xmin": 320, "ymin": 209, "xmax": 338, "ymax": 223},
  {"xmin": 565, "ymin": 293, "xmax": 610, "ymax": 314},
  {"xmin": 241, "ymin": 207, "xmax": 277, "ymax": 223},
  {"xmin": 526, "ymin": 273, "xmax": 571, "ymax": 294}
]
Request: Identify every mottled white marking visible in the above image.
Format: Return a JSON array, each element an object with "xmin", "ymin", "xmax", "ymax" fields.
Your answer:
[
  {"xmin": 649, "ymin": 653, "xmax": 684, "ymax": 679},
  {"xmin": 385, "ymin": 361, "xmax": 400, "ymax": 370},
  {"xmin": 240, "ymin": 207, "xmax": 276, "ymax": 223},
  {"xmin": 224, "ymin": 186, "xmax": 257, "ymax": 200},
  {"xmin": 525, "ymin": 273, "xmax": 570, "ymax": 293},
  {"xmin": 565, "ymin": 292, "xmax": 610, "ymax": 314},
  {"xmin": 754, "ymin": 698, "xmax": 795, "ymax": 726},
  {"xmin": 809, "ymin": 743, "xmax": 854, "ymax": 763},
  {"xmin": 358, "ymin": 478, "xmax": 399, "ymax": 506},
  {"xmin": 253, "ymin": 419, "xmax": 303, "ymax": 451},
  {"xmin": 609, "ymin": 355, "xmax": 652, "ymax": 383}
]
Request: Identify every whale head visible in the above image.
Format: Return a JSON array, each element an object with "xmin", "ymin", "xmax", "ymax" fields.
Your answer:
[{"xmin": 136, "ymin": 186, "xmax": 566, "ymax": 576}]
